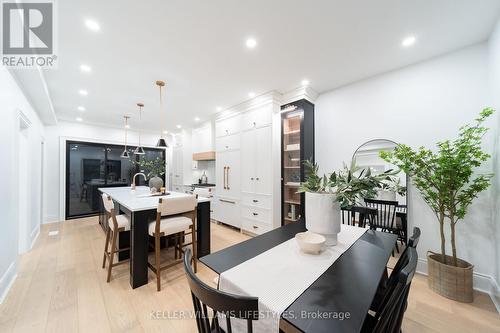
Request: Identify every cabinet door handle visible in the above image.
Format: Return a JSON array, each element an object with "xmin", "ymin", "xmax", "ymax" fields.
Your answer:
[
  {"xmin": 252, "ymin": 212, "xmax": 258, "ymax": 216},
  {"xmin": 253, "ymin": 225, "xmax": 258, "ymax": 229},
  {"xmin": 256, "ymin": 177, "xmax": 260, "ymax": 181},
  {"xmin": 250, "ymin": 177, "xmax": 254, "ymax": 180},
  {"xmin": 253, "ymin": 121, "xmax": 256, "ymax": 127},
  {"xmin": 252, "ymin": 199, "xmax": 258, "ymax": 203},
  {"xmin": 223, "ymin": 166, "xmax": 227, "ymax": 189},
  {"xmin": 226, "ymin": 166, "xmax": 230, "ymax": 190},
  {"xmin": 219, "ymin": 199, "xmax": 235, "ymax": 204},
  {"xmin": 225, "ymin": 145, "xmax": 229, "ymax": 149}
]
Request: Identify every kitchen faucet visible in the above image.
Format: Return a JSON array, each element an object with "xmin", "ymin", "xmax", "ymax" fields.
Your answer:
[{"xmin": 131, "ymin": 172, "xmax": 147, "ymax": 190}]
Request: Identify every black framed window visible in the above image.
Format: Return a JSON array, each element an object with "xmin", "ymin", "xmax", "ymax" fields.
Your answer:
[{"xmin": 65, "ymin": 140, "xmax": 165, "ymax": 219}]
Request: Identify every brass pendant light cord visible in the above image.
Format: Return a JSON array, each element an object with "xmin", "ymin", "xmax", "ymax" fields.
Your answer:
[
  {"xmin": 138, "ymin": 104, "xmax": 142, "ymax": 146},
  {"xmin": 159, "ymin": 84, "xmax": 164, "ymax": 139}
]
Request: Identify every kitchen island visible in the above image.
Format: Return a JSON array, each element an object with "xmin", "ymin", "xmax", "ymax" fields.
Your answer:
[{"xmin": 98, "ymin": 186, "xmax": 211, "ymax": 289}]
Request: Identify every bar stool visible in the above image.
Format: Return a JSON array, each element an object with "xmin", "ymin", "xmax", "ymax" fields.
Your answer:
[
  {"xmin": 101, "ymin": 194, "xmax": 130, "ymax": 282},
  {"xmin": 148, "ymin": 195, "xmax": 197, "ymax": 291}
]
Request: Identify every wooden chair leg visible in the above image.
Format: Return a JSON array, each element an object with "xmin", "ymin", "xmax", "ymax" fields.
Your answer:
[
  {"xmin": 102, "ymin": 227, "xmax": 111, "ymax": 268},
  {"xmin": 192, "ymin": 225, "xmax": 197, "ymax": 273},
  {"xmin": 107, "ymin": 230, "xmax": 117, "ymax": 283},
  {"xmin": 155, "ymin": 234, "xmax": 161, "ymax": 292}
]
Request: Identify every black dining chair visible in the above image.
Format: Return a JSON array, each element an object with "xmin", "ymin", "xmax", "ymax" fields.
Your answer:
[
  {"xmin": 362, "ymin": 247, "xmax": 418, "ymax": 333},
  {"xmin": 364, "ymin": 198, "xmax": 403, "ymax": 252},
  {"xmin": 396, "ymin": 204, "xmax": 408, "ymax": 246},
  {"xmin": 371, "ymin": 227, "xmax": 421, "ymax": 313},
  {"xmin": 183, "ymin": 249, "xmax": 259, "ymax": 333},
  {"xmin": 341, "ymin": 206, "xmax": 377, "ymax": 228}
]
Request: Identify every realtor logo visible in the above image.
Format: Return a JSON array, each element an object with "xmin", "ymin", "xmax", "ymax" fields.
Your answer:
[{"xmin": 1, "ymin": 1, "xmax": 57, "ymax": 68}]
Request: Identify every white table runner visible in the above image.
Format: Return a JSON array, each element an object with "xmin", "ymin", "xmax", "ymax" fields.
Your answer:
[{"xmin": 218, "ymin": 224, "xmax": 367, "ymax": 333}]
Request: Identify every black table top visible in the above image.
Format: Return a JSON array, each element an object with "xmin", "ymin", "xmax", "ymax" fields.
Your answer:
[{"xmin": 200, "ymin": 221, "xmax": 397, "ymax": 333}]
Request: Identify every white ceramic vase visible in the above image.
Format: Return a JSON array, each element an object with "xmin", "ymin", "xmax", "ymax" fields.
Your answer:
[{"xmin": 305, "ymin": 192, "xmax": 341, "ymax": 246}]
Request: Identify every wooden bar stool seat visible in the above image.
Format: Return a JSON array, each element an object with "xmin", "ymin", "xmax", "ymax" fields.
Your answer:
[
  {"xmin": 148, "ymin": 195, "xmax": 198, "ymax": 291},
  {"xmin": 101, "ymin": 194, "xmax": 130, "ymax": 283}
]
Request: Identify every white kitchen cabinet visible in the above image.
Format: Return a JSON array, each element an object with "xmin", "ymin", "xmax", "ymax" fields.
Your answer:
[
  {"xmin": 172, "ymin": 146, "xmax": 183, "ymax": 186},
  {"xmin": 215, "ymin": 133, "xmax": 240, "ymax": 152},
  {"xmin": 192, "ymin": 123, "xmax": 214, "ymax": 154},
  {"xmin": 242, "ymin": 105, "xmax": 272, "ymax": 131},
  {"xmin": 216, "ymin": 150, "xmax": 240, "ymax": 199},
  {"xmin": 242, "ymin": 218, "xmax": 272, "ymax": 235},
  {"xmin": 215, "ymin": 115, "xmax": 242, "ymax": 137},
  {"xmin": 240, "ymin": 125, "xmax": 272, "ymax": 195},
  {"xmin": 214, "ymin": 196, "xmax": 240, "ymax": 228}
]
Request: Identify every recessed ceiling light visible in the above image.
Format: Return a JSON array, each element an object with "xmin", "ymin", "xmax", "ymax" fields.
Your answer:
[
  {"xmin": 79, "ymin": 89, "xmax": 88, "ymax": 96},
  {"xmin": 194, "ymin": 117, "xmax": 200, "ymax": 121},
  {"xmin": 80, "ymin": 64, "xmax": 91, "ymax": 72},
  {"xmin": 176, "ymin": 125, "xmax": 182, "ymax": 129},
  {"xmin": 85, "ymin": 19, "xmax": 100, "ymax": 32},
  {"xmin": 301, "ymin": 79, "xmax": 310, "ymax": 86},
  {"xmin": 248, "ymin": 92, "xmax": 256, "ymax": 98},
  {"xmin": 76, "ymin": 117, "xmax": 83, "ymax": 122},
  {"xmin": 246, "ymin": 38, "xmax": 257, "ymax": 49},
  {"xmin": 162, "ymin": 130, "xmax": 168, "ymax": 134},
  {"xmin": 77, "ymin": 106, "xmax": 85, "ymax": 111},
  {"xmin": 216, "ymin": 106, "xmax": 222, "ymax": 112},
  {"xmin": 402, "ymin": 36, "xmax": 416, "ymax": 47}
]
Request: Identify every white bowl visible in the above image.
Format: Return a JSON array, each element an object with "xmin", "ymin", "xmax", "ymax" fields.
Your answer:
[{"xmin": 295, "ymin": 231, "xmax": 326, "ymax": 254}]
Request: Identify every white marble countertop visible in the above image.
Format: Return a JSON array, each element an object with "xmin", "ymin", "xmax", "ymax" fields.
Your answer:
[{"xmin": 98, "ymin": 186, "xmax": 210, "ymax": 212}]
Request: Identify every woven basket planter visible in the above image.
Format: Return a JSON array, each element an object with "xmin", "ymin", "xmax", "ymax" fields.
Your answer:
[{"xmin": 427, "ymin": 251, "xmax": 473, "ymax": 303}]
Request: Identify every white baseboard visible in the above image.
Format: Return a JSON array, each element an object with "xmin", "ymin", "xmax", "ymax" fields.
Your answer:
[
  {"xmin": 0, "ymin": 261, "xmax": 17, "ymax": 304},
  {"xmin": 43, "ymin": 214, "xmax": 60, "ymax": 224},
  {"xmin": 30, "ymin": 226, "xmax": 40, "ymax": 250},
  {"xmin": 417, "ymin": 257, "xmax": 500, "ymax": 313}
]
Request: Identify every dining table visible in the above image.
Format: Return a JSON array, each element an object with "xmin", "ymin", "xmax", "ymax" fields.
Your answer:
[
  {"xmin": 200, "ymin": 220, "xmax": 397, "ymax": 333},
  {"xmin": 98, "ymin": 186, "xmax": 211, "ymax": 289}
]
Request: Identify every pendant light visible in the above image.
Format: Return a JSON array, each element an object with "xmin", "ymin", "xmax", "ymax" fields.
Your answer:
[
  {"xmin": 121, "ymin": 115, "xmax": 131, "ymax": 158},
  {"xmin": 134, "ymin": 102, "xmax": 145, "ymax": 155},
  {"xmin": 156, "ymin": 80, "xmax": 168, "ymax": 147}
]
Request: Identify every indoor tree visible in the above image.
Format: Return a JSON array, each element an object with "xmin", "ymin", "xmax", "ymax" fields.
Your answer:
[{"xmin": 380, "ymin": 108, "xmax": 494, "ymax": 266}]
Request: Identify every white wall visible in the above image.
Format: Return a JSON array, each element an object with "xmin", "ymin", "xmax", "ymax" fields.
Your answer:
[
  {"xmin": 0, "ymin": 67, "xmax": 45, "ymax": 303},
  {"xmin": 43, "ymin": 121, "xmax": 171, "ymax": 223},
  {"xmin": 315, "ymin": 43, "xmax": 498, "ymax": 290},
  {"xmin": 488, "ymin": 18, "xmax": 500, "ymax": 299}
]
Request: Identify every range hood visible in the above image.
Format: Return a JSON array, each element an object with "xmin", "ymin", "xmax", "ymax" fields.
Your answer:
[{"xmin": 192, "ymin": 151, "xmax": 215, "ymax": 161}]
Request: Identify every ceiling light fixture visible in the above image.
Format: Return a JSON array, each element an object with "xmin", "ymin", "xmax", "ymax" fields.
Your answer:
[
  {"xmin": 246, "ymin": 38, "xmax": 257, "ymax": 49},
  {"xmin": 134, "ymin": 103, "xmax": 145, "ymax": 155},
  {"xmin": 79, "ymin": 89, "xmax": 88, "ymax": 96},
  {"xmin": 121, "ymin": 115, "xmax": 131, "ymax": 158},
  {"xmin": 402, "ymin": 36, "xmax": 416, "ymax": 47},
  {"xmin": 156, "ymin": 80, "xmax": 168, "ymax": 147},
  {"xmin": 80, "ymin": 64, "xmax": 91, "ymax": 72},
  {"xmin": 84, "ymin": 19, "xmax": 100, "ymax": 31},
  {"xmin": 76, "ymin": 117, "xmax": 83, "ymax": 122},
  {"xmin": 194, "ymin": 117, "xmax": 200, "ymax": 121},
  {"xmin": 301, "ymin": 79, "xmax": 310, "ymax": 86},
  {"xmin": 216, "ymin": 106, "xmax": 222, "ymax": 112},
  {"xmin": 248, "ymin": 92, "xmax": 256, "ymax": 98},
  {"xmin": 176, "ymin": 125, "xmax": 182, "ymax": 129},
  {"xmin": 163, "ymin": 130, "xmax": 168, "ymax": 135},
  {"xmin": 77, "ymin": 106, "xmax": 85, "ymax": 111}
]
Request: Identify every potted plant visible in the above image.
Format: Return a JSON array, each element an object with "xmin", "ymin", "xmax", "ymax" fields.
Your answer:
[
  {"xmin": 132, "ymin": 156, "xmax": 166, "ymax": 191},
  {"xmin": 298, "ymin": 160, "xmax": 398, "ymax": 245},
  {"xmin": 380, "ymin": 108, "xmax": 494, "ymax": 302}
]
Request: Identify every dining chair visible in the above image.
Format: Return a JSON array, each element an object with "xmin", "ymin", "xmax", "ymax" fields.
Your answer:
[
  {"xmin": 364, "ymin": 198, "xmax": 404, "ymax": 252},
  {"xmin": 183, "ymin": 249, "xmax": 259, "ymax": 333},
  {"xmin": 148, "ymin": 195, "xmax": 198, "ymax": 291},
  {"xmin": 341, "ymin": 206, "xmax": 377, "ymax": 228},
  {"xmin": 101, "ymin": 194, "xmax": 130, "ymax": 282},
  {"xmin": 371, "ymin": 227, "xmax": 421, "ymax": 313},
  {"xmin": 396, "ymin": 204, "xmax": 408, "ymax": 246},
  {"xmin": 362, "ymin": 247, "xmax": 418, "ymax": 333}
]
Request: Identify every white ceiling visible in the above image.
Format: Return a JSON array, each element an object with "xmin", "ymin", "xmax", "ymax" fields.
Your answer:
[{"xmin": 40, "ymin": 0, "xmax": 500, "ymax": 132}]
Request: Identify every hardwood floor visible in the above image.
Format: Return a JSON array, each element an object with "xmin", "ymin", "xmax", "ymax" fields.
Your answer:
[{"xmin": 0, "ymin": 216, "xmax": 499, "ymax": 333}]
